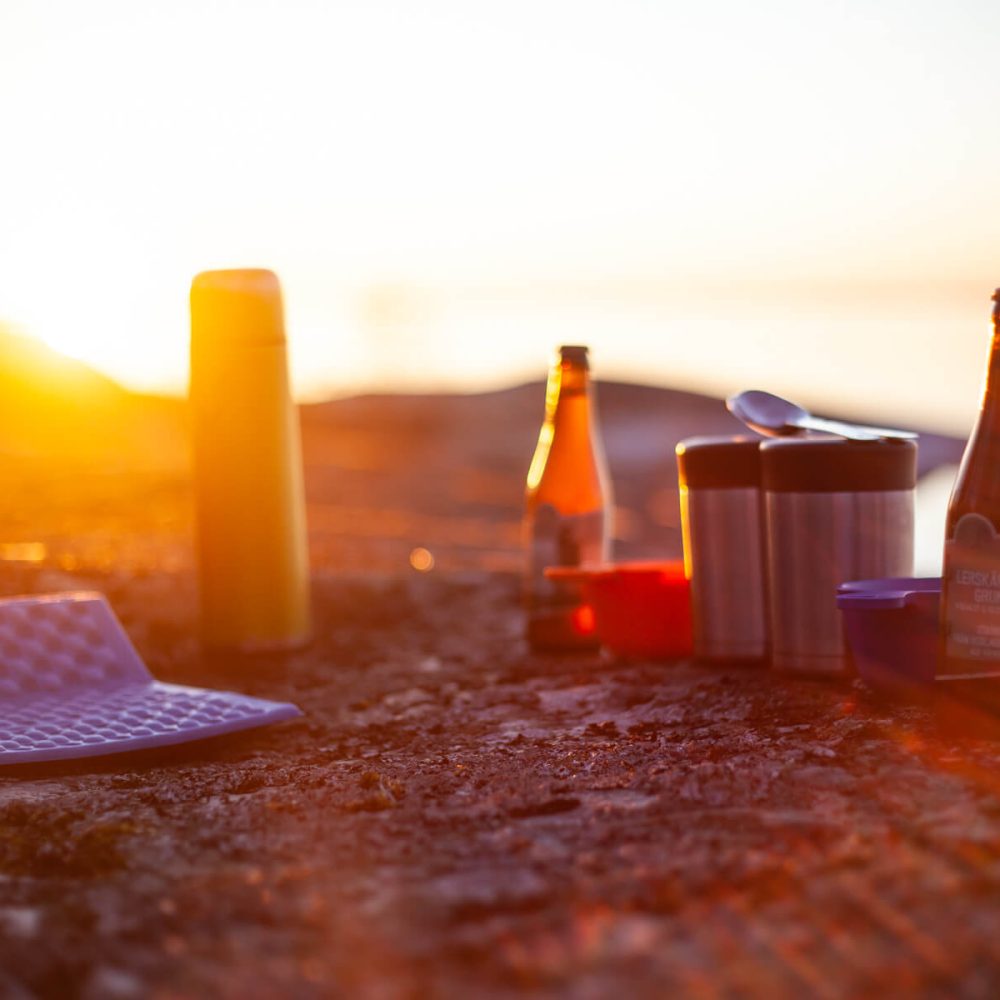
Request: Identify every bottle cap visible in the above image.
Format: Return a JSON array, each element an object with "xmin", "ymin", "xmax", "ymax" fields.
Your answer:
[
  {"xmin": 190, "ymin": 269, "xmax": 286, "ymax": 346},
  {"xmin": 558, "ymin": 345, "xmax": 590, "ymax": 367}
]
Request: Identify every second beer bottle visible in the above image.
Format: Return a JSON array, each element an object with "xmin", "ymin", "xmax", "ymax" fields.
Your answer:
[
  {"xmin": 941, "ymin": 289, "xmax": 1000, "ymax": 681},
  {"xmin": 523, "ymin": 345, "xmax": 613, "ymax": 651}
]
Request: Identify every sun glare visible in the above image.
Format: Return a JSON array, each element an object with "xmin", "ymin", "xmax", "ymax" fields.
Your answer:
[
  {"xmin": 5, "ymin": 224, "xmax": 190, "ymax": 394},
  {"xmin": 2, "ymin": 1, "xmax": 1000, "ymax": 424},
  {"xmin": 15, "ymin": 298, "xmax": 148, "ymax": 392},
  {"xmin": 30, "ymin": 321, "xmax": 117, "ymax": 371}
]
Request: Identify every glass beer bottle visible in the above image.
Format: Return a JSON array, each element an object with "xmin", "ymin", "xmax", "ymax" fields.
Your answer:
[
  {"xmin": 523, "ymin": 345, "xmax": 612, "ymax": 651},
  {"xmin": 941, "ymin": 288, "xmax": 1000, "ymax": 680}
]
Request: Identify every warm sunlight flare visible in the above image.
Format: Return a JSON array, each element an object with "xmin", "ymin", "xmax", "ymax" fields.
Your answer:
[
  {"xmin": 5, "ymin": 6, "xmax": 1000, "ymax": 991},
  {"xmin": 3, "ymin": 0, "xmax": 1000, "ymax": 431}
]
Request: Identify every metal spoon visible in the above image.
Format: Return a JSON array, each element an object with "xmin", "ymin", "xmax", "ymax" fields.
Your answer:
[{"xmin": 727, "ymin": 390, "xmax": 917, "ymax": 441}]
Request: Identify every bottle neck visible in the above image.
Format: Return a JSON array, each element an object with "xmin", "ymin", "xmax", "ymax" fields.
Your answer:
[
  {"xmin": 525, "ymin": 356, "xmax": 604, "ymax": 499},
  {"xmin": 947, "ymin": 294, "xmax": 1000, "ymax": 529},
  {"xmin": 545, "ymin": 360, "xmax": 590, "ymax": 418},
  {"xmin": 981, "ymin": 298, "xmax": 1000, "ymax": 410}
]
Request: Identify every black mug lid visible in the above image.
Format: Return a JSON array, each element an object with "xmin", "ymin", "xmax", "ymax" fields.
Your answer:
[
  {"xmin": 676, "ymin": 436, "xmax": 762, "ymax": 489},
  {"xmin": 761, "ymin": 437, "xmax": 917, "ymax": 493}
]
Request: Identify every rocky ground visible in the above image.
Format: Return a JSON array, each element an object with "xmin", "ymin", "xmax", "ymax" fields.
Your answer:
[
  {"xmin": 0, "ymin": 381, "xmax": 990, "ymax": 999},
  {"xmin": 3, "ymin": 559, "xmax": 1000, "ymax": 999}
]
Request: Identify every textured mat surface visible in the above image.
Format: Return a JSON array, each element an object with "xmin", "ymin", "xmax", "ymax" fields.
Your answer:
[{"xmin": 0, "ymin": 592, "xmax": 301, "ymax": 764}]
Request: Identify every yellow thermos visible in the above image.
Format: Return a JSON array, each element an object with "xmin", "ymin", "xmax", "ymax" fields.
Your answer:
[{"xmin": 189, "ymin": 268, "xmax": 311, "ymax": 650}]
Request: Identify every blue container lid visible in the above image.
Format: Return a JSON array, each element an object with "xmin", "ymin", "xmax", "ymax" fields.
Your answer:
[{"xmin": 836, "ymin": 577, "xmax": 940, "ymax": 611}]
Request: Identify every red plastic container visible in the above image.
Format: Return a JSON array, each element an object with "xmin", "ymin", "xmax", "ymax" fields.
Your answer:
[{"xmin": 545, "ymin": 561, "xmax": 692, "ymax": 659}]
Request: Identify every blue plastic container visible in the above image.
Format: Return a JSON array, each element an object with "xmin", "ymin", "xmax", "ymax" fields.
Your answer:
[{"xmin": 836, "ymin": 577, "xmax": 940, "ymax": 696}]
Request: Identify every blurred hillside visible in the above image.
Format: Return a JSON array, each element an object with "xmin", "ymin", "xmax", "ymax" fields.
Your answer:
[
  {"xmin": 0, "ymin": 331, "xmax": 966, "ymax": 573},
  {"xmin": 0, "ymin": 326, "xmax": 185, "ymax": 467},
  {"xmin": 300, "ymin": 383, "xmax": 749, "ymax": 568},
  {"xmin": 302, "ymin": 384, "xmax": 965, "ymax": 569}
]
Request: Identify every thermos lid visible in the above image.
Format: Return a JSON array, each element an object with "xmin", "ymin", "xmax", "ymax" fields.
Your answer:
[
  {"xmin": 761, "ymin": 437, "xmax": 917, "ymax": 493},
  {"xmin": 190, "ymin": 269, "xmax": 287, "ymax": 346},
  {"xmin": 675, "ymin": 436, "xmax": 761, "ymax": 489}
]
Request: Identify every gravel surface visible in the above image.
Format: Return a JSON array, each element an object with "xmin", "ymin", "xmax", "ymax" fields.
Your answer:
[
  {"xmin": 0, "ymin": 384, "xmax": 984, "ymax": 998},
  {"xmin": 1, "ymin": 561, "xmax": 1000, "ymax": 999}
]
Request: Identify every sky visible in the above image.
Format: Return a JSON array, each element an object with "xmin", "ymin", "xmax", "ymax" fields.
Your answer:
[{"xmin": 2, "ymin": 0, "xmax": 999, "ymax": 433}]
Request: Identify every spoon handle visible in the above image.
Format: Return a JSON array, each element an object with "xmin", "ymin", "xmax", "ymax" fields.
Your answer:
[{"xmin": 800, "ymin": 414, "xmax": 917, "ymax": 441}]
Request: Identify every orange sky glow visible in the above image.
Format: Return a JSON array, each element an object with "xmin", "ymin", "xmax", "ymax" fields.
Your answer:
[{"xmin": 2, "ymin": 0, "xmax": 1000, "ymax": 434}]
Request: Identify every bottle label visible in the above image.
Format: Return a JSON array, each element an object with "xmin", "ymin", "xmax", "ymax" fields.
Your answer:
[
  {"xmin": 526, "ymin": 505, "xmax": 605, "ymax": 608},
  {"xmin": 943, "ymin": 513, "xmax": 1000, "ymax": 676}
]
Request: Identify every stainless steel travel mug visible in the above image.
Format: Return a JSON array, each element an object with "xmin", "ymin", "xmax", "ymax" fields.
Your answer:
[
  {"xmin": 676, "ymin": 436, "xmax": 767, "ymax": 663},
  {"xmin": 761, "ymin": 438, "xmax": 916, "ymax": 677}
]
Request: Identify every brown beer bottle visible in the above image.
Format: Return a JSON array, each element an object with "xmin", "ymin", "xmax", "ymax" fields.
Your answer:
[
  {"xmin": 941, "ymin": 289, "xmax": 1000, "ymax": 682},
  {"xmin": 523, "ymin": 345, "xmax": 612, "ymax": 651}
]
